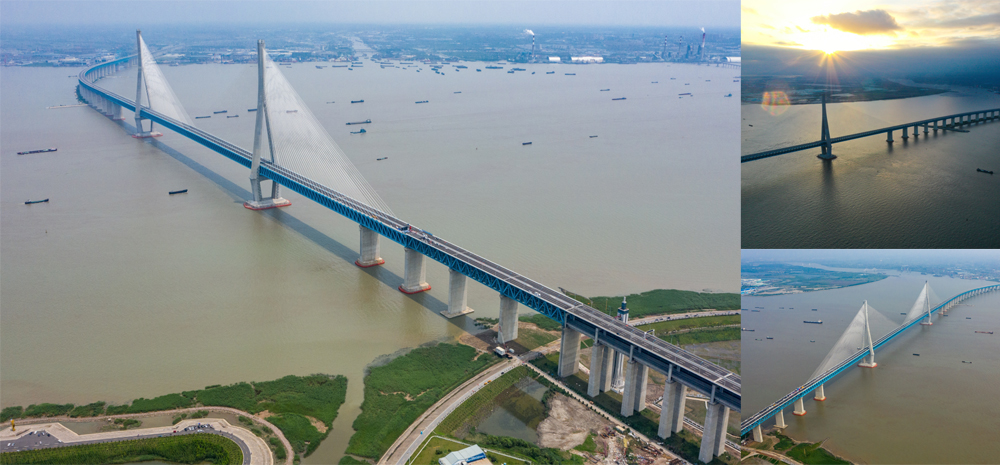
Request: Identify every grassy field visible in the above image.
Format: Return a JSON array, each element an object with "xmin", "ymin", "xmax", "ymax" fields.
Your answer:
[
  {"xmin": 518, "ymin": 313, "xmax": 562, "ymax": 331},
  {"xmin": 512, "ymin": 327, "xmax": 558, "ymax": 351},
  {"xmin": 636, "ymin": 315, "xmax": 740, "ymax": 333},
  {"xmin": 410, "ymin": 436, "xmax": 532, "ymax": 465},
  {"xmin": 344, "ymin": 343, "xmax": 498, "ymax": 460},
  {"xmin": 0, "ymin": 433, "xmax": 242, "ymax": 465},
  {"xmin": 566, "ymin": 289, "xmax": 740, "ymax": 319},
  {"xmin": 1, "ymin": 374, "xmax": 348, "ymax": 461},
  {"xmin": 786, "ymin": 442, "xmax": 851, "ymax": 464},
  {"xmin": 658, "ymin": 327, "xmax": 741, "ymax": 345}
]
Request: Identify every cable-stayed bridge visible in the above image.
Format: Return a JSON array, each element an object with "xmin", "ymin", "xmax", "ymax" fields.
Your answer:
[
  {"xmin": 741, "ymin": 282, "xmax": 1000, "ymax": 439},
  {"xmin": 741, "ymin": 98, "xmax": 1000, "ymax": 163},
  {"xmin": 78, "ymin": 31, "xmax": 740, "ymax": 463}
]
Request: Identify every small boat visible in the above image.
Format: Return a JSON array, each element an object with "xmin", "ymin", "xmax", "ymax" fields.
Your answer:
[
  {"xmin": 415, "ymin": 100, "xmax": 429, "ymax": 104},
  {"xmin": 975, "ymin": 331, "xmax": 994, "ymax": 334},
  {"xmin": 901, "ymin": 312, "xmax": 907, "ymax": 315},
  {"xmin": 741, "ymin": 328, "xmax": 755, "ymax": 331},
  {"xmin": 522, "ymin": 142, "xmax": 532, "ymax": 145},
  {"xmin": 976, "ymin": 168, "xmax": 994, "ymax": 174},
  {"xmin": 967, "ymin": 317, "xmax": 972, "ymax": 319},
  {"xmin": 454, "ymin": 92, "xmax": 461, "ymax": 94},
  {"xmin": 248, "ymin": 109, "xmax": 257, "ymax": 112},
  {"xmin": 652, "ymin": 81, "xmax": 658, "ymax": 84},
  {"xmin": 286, "ymin": 110, "xmax": 298, "ymax": 113},
  {"xmin": 810, "ymin": 340, "xmax": 815, "ymax": 343},
  {"xmin": 214, "ymin": 110, "xmax": 228, "ymax": 114},
  {"xmin": 316, "ymin": 65, "xmax": 325, "ymax": 69},
  {"xmin": 376, "ymin": 157, "xmax": 388, "ymax": 161},
  {"xmin": 679, "ymin": 93, "xmax": 692, "ymax": 96},
  {"xmin": 589, "ymin": 135, "xmax": 598, "ymax": 138},
  {"xmin": 168, "ymin": 189, "xmax": 188, "ymax": 195},
  {"xmin": 600, "ymin": 89, "xmax": 610, "ymax": 91},
  {"xmin": 196, "ymin": 116, "xmax": 211, "ymax": 119},
  {"xmin": 670, "ymin": 77, "xmax": 676, "ymax": 80},
  {"xmin": 546, "ymin": 71, "xmax": 554, "ymax": 74},
  {"xmin": 326, "ymin": 101, "xmax": 335, "ymax": 104},
  {"xmin": 350, "ymin": 128, "xmax": 367, "ymax": 134},
  {"xmin": 804, "ymin": 320, "xmax": 823, "ymax": 324},
  {"xmin": 507, "ymin": 70, "xmax": 514, "ymax": 74},
  {"xmin": 766, "ymin": 337, "xmax": 774, "ymax": 340},
  {"xmin": 913, "ymin": 353, "xmax": 920, "ymax": 356},
  {"xmin": 476, "ymin": 69, "xmax": 482, "ymax": 72},
  {"xmin": 725, "ymin": 93, "xmax": 733, "ymax": 97},
  {"xmin": 227, "ymin": 115, "xmax": 239, "ymax": 118},
  {"xmin": 351, "ymin": 100, "xmax": 364, "ymax": 103},
  {"xmin": 962, "ymin": 361, "xmax": 973, "ymax": 364},
  {"xmin": 684, "ymin": 83, "xmax": 690, "ymax": 85},
  {"xmin": 612, "ymin": 97, "xmax": 626, "ymax": 101},
  {"xmin": 565, "ymin": 73, "xmax": 576, "ymax": 75},
  {"xmin": 485, "ymin": 66, "xmax": 503, "ymax": 69},
  {"xmin": 25, "ymin": 198, "xmax": 49, "ymax": 205},
  {"xmin": 17, "ymin": 148, "xmax": 57, "ymax": 155},
  {"xmin": 812, "ymin": 309, "xmax": 818, "ymax": 311},
  {"xmin": 346, "ymin": 119, "xmax": 372, "ymax": 125},
  {"xmin": 511, "ymin": 68, "xmax": 526, "ymax": 71}
]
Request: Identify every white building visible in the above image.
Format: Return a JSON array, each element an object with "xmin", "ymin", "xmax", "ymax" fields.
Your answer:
[
  {"xmin": 570, "ymin": 56, "xmax": 603, "ymax": 63},
  {"xmin": 438, "ymin": 444, "xmax": 490, "ymax": 465},
  {"xmin": 548, "ymin": 56, "xmax": 561, "ymax": 62}
]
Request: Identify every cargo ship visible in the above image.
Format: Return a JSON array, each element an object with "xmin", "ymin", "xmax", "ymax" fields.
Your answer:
[
  {"xmin": 485, "ymin": 66, "xmax": 503, "ymax": 69},
  {"xmin": 977, "ymin": 168, "xmax": 994, "ymax": 174},
  {"xmin": 741, "ymin": 328, "xmax": 755, "ymax": 331},
  {"xmin": 975, "ymin": 331, "xmax": 994, "ymax": 334},
  {"xmin": 376, "ymin": 157, "xmax": 388, "ymax": 160},
  {"xmin": 248, "ymin": 108, "xmax": 257, "ymax": 112},
  {"xmin": 214, "ymin": 110, "xmax": 227, "ymax": 114},
  {"xmin": 168, "ymin": 189, "xmax": 188, "ymax": 195},
  {"xmin": 522, "ymin": 142, "xmax": 532, "ymax": 145},
  {"xmin": 565, "ymin": 73, "xmax": 576, "ymax": 75},
  {"xmin": 600, "ymin": 89, "xmax": 610, "ymax": 91},
  {"xmin": 679, "ymin": 93, "xmax": 692, "ymax": 96},
  {"xmin": 350, "ymin": 128, "xmax": 367, "ymax": 134},
  {"xmin": 346, "ymin": 119, "xmax": 372, "ymax": 125},
  {"xmin": 415, "ymin": 100, "xmax": 428, "ymax": 104},
  {"xmin": 546, "ymin": 71, "xmax": 555, "ymax": 74},
  {"xmin": 351, "ymin": 100, "xmax": 364, "ymax": 103},
  {"xmin": 17, "ymin": 148, "xmax": 57, "ymax": 155},
  {"xmin": 24, "ymin": 198, "xmax": 49, "ymax": 205},
  {"xmin": 196, "ymin": 116, "xmax": 211, "ymax": 119},
  {"xmin": 511, "ymin": 68, "xmax": 526, "ymax": 71},
  {"xmin": 612, "ymin": 97, "xmax": 626, "ymax": 101},
  {"xmin": 227, "ymin": 115, "xmax": 239, "ymax": 118},
  {"xmin": 804, "ymin": 320, "xmax": 823, "ymax": 324}
]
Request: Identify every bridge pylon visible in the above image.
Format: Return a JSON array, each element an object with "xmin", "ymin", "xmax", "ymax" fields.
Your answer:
[
  {"xmin": 919, "ymin": 281, "xmax": 933, "ymax": 325},
  {"xmin": 132, "ymin": 30, "xmax": 162, "ymax": 139},
  {"xmin": 245, "ymin": 39, "xmax": 292, "ymax": 211},
  {"xmin": 817, "ymin": 94, "xmax": 836, "ymax": 160},
  {"xmin": 858, "ymin": 300, "xmax": 878, "ymax": 368}
]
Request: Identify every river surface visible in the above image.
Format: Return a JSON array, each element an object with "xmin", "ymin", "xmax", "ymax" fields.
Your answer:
[
  {"xmin": 741, "ymin": 90, "xmax": 1000, "ymax": 248},
  {"xmin": 742, "ymin": 271, "xmax": 1000, "ymax": 464},
  {"xmin": 1, "ymin": 60, "xmax": 738, "ymax": 463}
]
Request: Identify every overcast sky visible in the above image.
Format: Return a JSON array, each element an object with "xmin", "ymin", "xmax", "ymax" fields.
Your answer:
[{"xmin": 1, "ymin": 0, "xmax": 740, "ymax": 27}]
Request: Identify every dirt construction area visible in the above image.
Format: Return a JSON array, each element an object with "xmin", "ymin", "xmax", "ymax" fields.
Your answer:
[{"xmin": 536, "ymin": 393, "xmax": 612, "ymax": 450}]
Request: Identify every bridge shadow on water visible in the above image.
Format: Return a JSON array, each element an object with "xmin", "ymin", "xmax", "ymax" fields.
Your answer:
[{"xmin": 113, "ymin": 120, "xmax": 454, "ymax": 320}]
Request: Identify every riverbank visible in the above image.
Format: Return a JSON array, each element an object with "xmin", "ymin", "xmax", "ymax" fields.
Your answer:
[{"xmin": 745, "ymin": 430, "xmax": 852, "ymax": 465}]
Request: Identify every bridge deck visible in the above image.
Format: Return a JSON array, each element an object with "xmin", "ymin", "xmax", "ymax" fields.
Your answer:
[
  {"xmin": 79, "ymin": 59, "xmax": 740, "ymax": 411},
  {"xmin": 740, "ymin": 284, "xmax": 1000, "ymax": 435},
  {"xmin": 741, "ymin": 107, "xmax": 1000, "ymax": 163}
]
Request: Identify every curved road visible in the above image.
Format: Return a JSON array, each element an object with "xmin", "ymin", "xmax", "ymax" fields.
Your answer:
[{"xmin": 1, "ymin": 406, "xmax": 292, "ymax": 465}]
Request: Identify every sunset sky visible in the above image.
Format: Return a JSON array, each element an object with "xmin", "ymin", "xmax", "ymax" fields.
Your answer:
[{"xmin": 742, "ymin": 0, "xmax": 1000, "ymax": 52}]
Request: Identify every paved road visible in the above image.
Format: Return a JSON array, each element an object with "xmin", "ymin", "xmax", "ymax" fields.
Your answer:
[
  {"xmin": 381, "ymin": 357, "xmax": 518, "ymax": 465},
  {"xmin": 628, "ymin": 310, "xmax": 740, "ymax": 327},
  {"xmin": 1, "ymin": 418, "xmax": 266, "ymax": 465}
]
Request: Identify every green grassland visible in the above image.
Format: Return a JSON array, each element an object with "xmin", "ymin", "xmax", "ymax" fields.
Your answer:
[
  {"xmin": 636, "ymin": 315, "xmax": 740, "ymax": 333},
  {"xmin": 565, "ymin": 289, "xmax": 740, "ymax": 319},
  {"xmin": 1, "ymin": 374, "xmax": 347, "ymax": 461},
  {"xmin": 435, "ymin": 365, "xmax": 532, "ymax": 435},
  {"xmin": 0, "ymin": 433, "xmax": 242, "ymax": 465},
  {"xmin": 658, "ymin": 327, "xmax": 741, "ymax": 345},
  {"xmin": 344, "ymin": 343, "xmax": 498, "ymax": 460},
  {"xmin": 518, "ymin": 313, "xmax": 563, "ymax": 331},
  {"xmin": 786, "ymin": 442, "xmax": 851, "ymax": 464}
]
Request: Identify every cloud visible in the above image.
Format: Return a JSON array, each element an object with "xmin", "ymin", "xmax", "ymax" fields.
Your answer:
[
  {"xmin": 773, "ymin": 40, "xmax": 803, "ymax": 46},
  {"xmin": 742, "ymin": 6, "xmax": 758, "ymax": 15},
  {"xmin": 796, "ymin": 25, "xmax": 809, "ymax": 32},
  {"xmin": 924, "ymin": 12, "xmax": 1000, "ymax": 28},
  {"xmin": 811, "ymin": 9, "xmax": 903, "ymax": 35},
  {"xmin": 759, "ymin": 23, "xmax": 776, "ymax": 30}
]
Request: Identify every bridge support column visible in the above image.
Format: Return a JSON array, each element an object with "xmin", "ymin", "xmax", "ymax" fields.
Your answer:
[
  {"xmin": 498, "ymin": 295, "xmax": 518, "ymax": 344},
  {"xmin": 753, "ymin": 424, "xmax": 763, "ymax": 443},
  {"xmin": 111, "ymin": 103, "xmax": 123, "ymax": 121},
  {"xmin": 620, "ymin": 359, "xmax": 648, "ymax": 417},
  {"xmin": 399, "ymin": 248, "xmax": 430, "ymax": 293},
  {"xmin": 441, "ymin": 269, "xmax": 473, "ymax": 317},
  {"xmin": 814, "ymin": 384, "xmax": 826, "ymax": 401},
  {"xmin": 355, "ymin": 226, "xmax": 384, "ymax": 267},
  {"xmin": 793, "ymin": 397, "xmax": 806, "ymax": 416},
  {"xmin": 699, "ymin": 401, "xmax": 730, "ymax": 463},
  {"xmin": 658, "ymin": 378, "xmax": 686, "ymax": 438},
  {"xmin": 886, "ymin": 129, "xmax": 894, "ymax": 143},
  {"xmin": 588, "ymin": 344, "xmax": 611, "ymax": 397},
  {"xmin": 934, "ymin": 120, "xmax": 939, "ymax": 133},
  {"xmin": 901, "ymin": 127, "xmax": 908, "ymax": 139},
  {"xmin": 775, "ymin": 409, "xmax": 787, "ymax": 428},
  {"xmin": 558, "ymin": 327, "xmax": 582, "ymax": 378}
]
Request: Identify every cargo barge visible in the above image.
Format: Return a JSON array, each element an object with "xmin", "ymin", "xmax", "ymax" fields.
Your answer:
[
  {"xmin": 17, "ymin": 148, "xmax": 57, "ymax": 155},
  {"xmin": 804, "ymin": 320, "xmax": 823, "ymax": 324}
]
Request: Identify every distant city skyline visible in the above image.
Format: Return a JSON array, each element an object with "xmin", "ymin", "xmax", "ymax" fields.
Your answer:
[{"xmin": 1, "ymin": 0, "xmax": 740, "ymax": 28}]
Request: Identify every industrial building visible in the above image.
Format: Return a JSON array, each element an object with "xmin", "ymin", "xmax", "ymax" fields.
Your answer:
[{"xmin": 438, "ymin": 444, "xmax": 490, "ymax": 465}]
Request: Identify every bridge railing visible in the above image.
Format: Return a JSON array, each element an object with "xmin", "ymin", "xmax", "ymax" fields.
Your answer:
[
  {"xmin": 740, "ymin": 283, "xmax": 1000, "ymax": 434},
  {"xmin": 78, "ymin": 58, "xmax": 742, "ymax": 411}
]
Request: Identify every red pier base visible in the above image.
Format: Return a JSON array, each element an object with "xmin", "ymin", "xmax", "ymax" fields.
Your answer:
[
  {"xmin": 243, "ymin": 200, "xmax": 292, "ymax": 211},
  {"xmin": 355, "ymin": 259, "xmax": 385, "ymax": 268},
  {"xmin": 132, "ymin": 132, "xmax": 163, "ymax": 139},
  {"xmin": 398, "ymin": 284, "xmax": 431, "ymax": 295},
  {"xmin": 793, "ymin": 411, "xmax": 807, "ymax": 416}
]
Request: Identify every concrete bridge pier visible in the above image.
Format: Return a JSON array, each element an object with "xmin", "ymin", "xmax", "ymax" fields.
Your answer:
[
  {"xmin": 886, "ymin": 129, "xmax": 894, "ymax": 143},
  {"xmin": 814, "ymin": 384, "xmax": 826, "ymax": 401},
  {"xmin": 355, "ymin": 225, "xmax": 384, "ymax": 267},
  {"xmin": 775, "ymin": 409, "xmax": 787, "ymax": 428},
  {"xmin": 399, "ymin": 247, "xmax": 430, "ymax": 294},
  {"xmin": 498, "ymin": 295, "xmax": 518, "ymax": 344},
  {"xmin": 658, "ymin": 377, "xmax": 686, "ymax": 438},
  {"xmin": 587, "ymin": 343, "xmax": 613, "ymax": 396},
  {"xmin": 699, "ymin": 401, "xmax": 730, "ymax": 463},
  {"xmin": 441, "ymin": 269, "xmax": 473, "ymax": 318},
  {"xmin": 620, "ymin": 358, "xmax": 648, "ymax": 417},
  {"xmin": 558, "ymin": 327, "xmax": 582, "ymax": 378},
  {"xmin": 901, "ymin": 127, "xmax": 908, "ymax": 140},
  {"xmin": 752, "ymin": 424, "xmax": 763, "ymax": 443},
  {"xmin": 934, "ymin": 120, "xmax": 939, "ymax": 133},
  {"xmin": 793, "ymin": 397, "xmax": 806, "ymax": 416}
]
